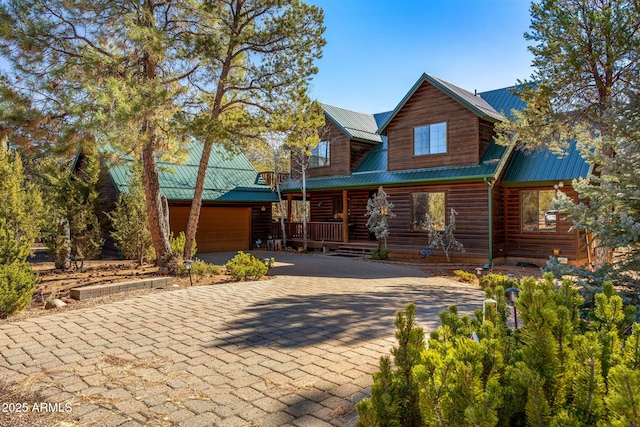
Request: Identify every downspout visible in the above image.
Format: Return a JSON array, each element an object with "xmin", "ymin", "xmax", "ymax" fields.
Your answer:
[{"xmin": 484, "ymin": 177, "xmax": 494, "ymax": 268}]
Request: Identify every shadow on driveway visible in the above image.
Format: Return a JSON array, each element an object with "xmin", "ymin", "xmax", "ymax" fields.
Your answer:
[
  {"xmin": 198, "ymin": 250, "xmax": 428, "ymax": 280},
  {"xmin": 206, "ymin": 284, "xmax": 483, "ymax": 350}
]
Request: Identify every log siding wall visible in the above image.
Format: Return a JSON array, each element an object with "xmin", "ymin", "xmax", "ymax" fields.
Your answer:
[
  {"xmin": 382, "ymin": 183, "xmax": 491, "ymax": 259},
  {"xmin": 386, "ymin": 81, "xmax": 481, "ymax": 170},
  {"xmin": 307, "ymin": 183, "xmax": 494, "ymax": 260},
  {"xmin": 503, "ymin": 185, "xmax": 588, "ymax": 263},
  {"xmin": 294, "ymin": 121, "xmax": 353, "ymax": 179}
]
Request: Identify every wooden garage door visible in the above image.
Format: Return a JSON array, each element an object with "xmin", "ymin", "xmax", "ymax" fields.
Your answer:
[{"xmin": 169, "ymin": 206, "xmax": 251, "ymax": 253}]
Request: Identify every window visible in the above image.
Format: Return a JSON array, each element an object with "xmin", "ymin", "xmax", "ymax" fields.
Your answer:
[
  {"xmin": 309, "ymin": 141, "xmax": 330, "ymax": 168},
  {"xmin": 412, "ymin": 192, "xmax": 445, "ymax": 231},
  {"xmin": 332, "ymin": 197, "xmax": 343, "ymax": 216},
  {"xmin": 414, "ymin": 122, "xmax": 447, "ymax": 156},
  {"xmin": 521, "ymin": 190, "xmax": 556, "ymax": 232}
]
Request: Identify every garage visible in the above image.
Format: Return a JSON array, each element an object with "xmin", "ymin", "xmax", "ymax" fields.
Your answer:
[{"xmin": 169, "ymin": 206, "xmax": 251, "ymax": 253}]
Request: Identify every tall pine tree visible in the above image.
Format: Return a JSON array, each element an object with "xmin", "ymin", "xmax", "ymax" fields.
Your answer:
[{"xmin": 495, "ymin": 0, "xmax": 640, "ymax": 270}]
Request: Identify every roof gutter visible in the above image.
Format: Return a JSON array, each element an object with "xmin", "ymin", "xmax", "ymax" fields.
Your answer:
[{"xmin": 280, "ymin": 172, "xmax": 498, "ymax": 193}]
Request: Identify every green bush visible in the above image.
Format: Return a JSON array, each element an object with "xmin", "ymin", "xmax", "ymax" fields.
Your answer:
[
  {"xmin": 176, "ymin": 259, "xmax": 220, "ymax": 277},
  {"xmin": 370, "ymin": 248, "xmax": 389, "ymax": 260},
  {"xmin": 0, "ymin": 262, "xmax": 39, "ymax": 319},
  {"xmin": 357, "ymin": 274, "xmax": 640, "ymax": 427},
  {"xmin": 225, "ymin": 251, "xmax": 268, "ymax": 281},
  {"xmin": 169, "ymin": 231, "xmax": 196, "ymax": 261},
  {"xmin": 479, "ymin": 272, "xmax": 513, "ymax": 290},
  {"xmin": 453, "ymin": 269, "xmax": 477, "ymax": 283},
  {"xmin": 107, "ymin": 162, "xmax": 154, "ymax": 265}
]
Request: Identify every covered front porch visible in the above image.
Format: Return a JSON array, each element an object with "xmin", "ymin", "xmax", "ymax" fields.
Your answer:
[{"xmin": 272, "ymin": 188, "xmax": 378, "ymax": 249}]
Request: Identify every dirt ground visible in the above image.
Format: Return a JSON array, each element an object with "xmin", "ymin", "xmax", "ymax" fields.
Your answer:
[{"xmin": 1, "ymin": 250, "xmax": 234, "ymax": 325}]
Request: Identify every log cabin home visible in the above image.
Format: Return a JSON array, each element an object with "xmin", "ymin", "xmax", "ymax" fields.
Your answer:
[
  {"xmin": 75, "ymin": 142, "xmax": 277, "ymax": 254},
  {"xmin": 277, "ymin": 73, "xmax": 592, "ymax": 266}
]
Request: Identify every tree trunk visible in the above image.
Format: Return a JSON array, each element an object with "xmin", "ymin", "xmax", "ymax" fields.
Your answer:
[
  {"xmin": 274, "ymin": 152, "xmax": 287, "ymax": 249},
  {"xmin": 302, "ymin": 165, "xmax": 307, "ymax": 252},
  {"xmin": 142, "ymin": 140, "xmax": 172, "ymax": 268},
  {"xmin": 55, "ymin": 220, "xmax": 71, "ymax": 270},
  {"xmin": 184, "ymin": 142, "xmax": 213, "ymax": 260}
]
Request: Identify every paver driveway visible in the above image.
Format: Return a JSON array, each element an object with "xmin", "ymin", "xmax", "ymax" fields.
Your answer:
[{"xmin": 1, "ymin": 252, "xmax": 484, "ymax": 426}]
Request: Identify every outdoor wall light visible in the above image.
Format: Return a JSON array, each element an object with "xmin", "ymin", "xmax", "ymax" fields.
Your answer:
[
  {"xmin": 261, "ymin": 205, "xmax": 266, "ymax": 211},
  {"xmin": 505, "ymin": 287, "xmax": 521, "ymax": 328}
]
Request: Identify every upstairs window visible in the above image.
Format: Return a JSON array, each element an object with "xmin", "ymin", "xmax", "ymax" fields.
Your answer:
[
  {"xmin": 411, "ymin": 192, "xmax": 445, "ymax": 231},
  {"xmin": 521, "ymin": 190, "xmax": 556, "ymax": 232},
  {"xmin": 414, "ymin": 122, "xmax": 447, "ymax": 156},
  {"xmin": 309, "ymin": 141, "xmax": 330, "ymax": 168}
]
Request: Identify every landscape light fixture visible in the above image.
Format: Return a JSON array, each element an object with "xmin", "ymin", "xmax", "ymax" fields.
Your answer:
[
  {"xmin": 505, "ymin": 287, "xmax": 521, "ymax": 328},
  {"xmin": 184, "ymin": 259, "xmax": 193, "ymax": 287}
]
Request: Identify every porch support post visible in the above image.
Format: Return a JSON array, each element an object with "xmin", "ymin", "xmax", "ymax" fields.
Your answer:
[
  {"xmin": 287, "ymin": 194, "xmax": 292, "ymax": 221},
  {"xmin": 342, "ymin": 189, "xmax": 349, "ymax": 243}
]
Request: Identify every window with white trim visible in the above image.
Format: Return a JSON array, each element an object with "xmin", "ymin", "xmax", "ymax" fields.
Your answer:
[{"xmin": 414, "ymin": 122, "xmax": 447, "ymax": 156}]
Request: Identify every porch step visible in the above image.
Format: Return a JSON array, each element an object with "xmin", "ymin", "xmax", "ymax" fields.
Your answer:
[{"xmin": 335, "ymin": 243, "xmax": 377, "ymax": 258}]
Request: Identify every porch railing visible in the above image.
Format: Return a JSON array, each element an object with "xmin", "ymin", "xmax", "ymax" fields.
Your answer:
[{"xmin": 270, "ymin": 221, "xmax": 344, "ymax": 242}]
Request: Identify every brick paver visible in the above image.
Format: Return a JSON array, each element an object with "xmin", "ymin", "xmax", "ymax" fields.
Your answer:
[{"xmin": 1, "ymin": 252, "xmax": 484, "ymax": 426}]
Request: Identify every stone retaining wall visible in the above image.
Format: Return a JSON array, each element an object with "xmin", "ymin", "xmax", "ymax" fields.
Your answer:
[{"xmin": 70, "ymin": 277, "xmax": 174, "ymax": 300}]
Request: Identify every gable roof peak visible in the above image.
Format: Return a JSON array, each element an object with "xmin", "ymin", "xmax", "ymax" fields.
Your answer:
[{"xmin": 377, "ymin": 73, "xmax": 505, "ymax": 134}]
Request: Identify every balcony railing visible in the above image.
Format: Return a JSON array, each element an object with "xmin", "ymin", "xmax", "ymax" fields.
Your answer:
[{"xmin": 270, "ymin": 221, "xmax": 344, "ymax": 242}]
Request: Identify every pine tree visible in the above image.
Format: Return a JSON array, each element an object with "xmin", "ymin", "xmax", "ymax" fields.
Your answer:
[
  {"xmin": 44, "ymin": 152, "xmax": 104, "ymax": 269},
  {"xmin": 107, "ymin": 162, "xmax": 154, "ymax": 265},
  {"xmin": 0, "ymin": 143, "xmax": 40, "ymax": 318},
  {"xmin": 179, "ymin": 1, "xmax": 325, "ymax": 260},
  {"xmin": 495, "ymin": 0, "xmax": 640, "ymax": 269}
]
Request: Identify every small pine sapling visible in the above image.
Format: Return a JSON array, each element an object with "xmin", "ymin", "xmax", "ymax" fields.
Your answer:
[{"xmin": 424, "ymin": 208, "xmax": 465, "ymax": 262}]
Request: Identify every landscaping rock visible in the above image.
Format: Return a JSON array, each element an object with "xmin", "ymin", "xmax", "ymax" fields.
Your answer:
[{"xmin": 44, "ymin": 299, "xmax": 67, "ymax": 309}]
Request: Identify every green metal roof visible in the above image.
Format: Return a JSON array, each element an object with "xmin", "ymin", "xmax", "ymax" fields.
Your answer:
[
  {"xmin": 377, "ymin": 73, "xmax": 504, "ymax": 134},
  {"xmin": 322, "ymin": 103, "xmax": 383, "ymax": 144},
  {"xmin": 502, "ymin": 141, "xmax": 591, "ymax": 186},
  {"xmin": 478, "ymin": 85, "xmax": 527, "ymax": 119},
  {"xmin": 109, "ymin": 142, "xmax": 278, "ymax": 203},
  {"xmin": 282, "ymin": 140, "xmax": 511, "ymax": 192},
  {"xmin": 353, "ymin": 137, "xmax": 388, "ymax": 173}
]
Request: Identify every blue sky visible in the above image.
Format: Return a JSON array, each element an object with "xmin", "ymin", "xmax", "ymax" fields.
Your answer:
[{"xmin": 308, "ymin": 1, "xmax": 535, "ymax": 114}]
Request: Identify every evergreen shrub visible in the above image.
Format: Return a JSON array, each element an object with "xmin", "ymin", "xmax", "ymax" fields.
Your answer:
[
  {"xmin": 357, "ymin": 273, "xmax": 640, "ymax": 426},
  {"xmin": 370, "ymin": 248, "xmax": 389, "ymax": 260},
  {"xmin": 479, "ymin": 272, "xmax": 514, "ymax": 290},
  {"xmin": 0, "ymin": 262, "xmax": 39, "ymax": 318},
  {"xmin": 176, "ymin": 259, "xmax": 220, "ymax": 277},
  {"xmin": 454, "ymin": 269, "xmax": 477, "ymax": 283},
  {"xmin": 225, "ymin": 251, "xmax": 268, "ymax": 280},
  {"xmin": 107, "ymin": 163, "xmax": 154, "ymax": 264},
  {"xmin": 169, "ymin": 231, "xmax": 196, "ymax": 261}
]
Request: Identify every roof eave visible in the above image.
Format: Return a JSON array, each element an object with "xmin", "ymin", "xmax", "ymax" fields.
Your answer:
[
  {"xmin": 323, "ymin": 110, "xmax": 354, "ymax": 140},
  {"xmin": 350, "ymin": 136, "xmax": 381, "ymax": 144},
  {"xmin": 281, "ymin": 172, "xmax": 501, "ymax": 193}
]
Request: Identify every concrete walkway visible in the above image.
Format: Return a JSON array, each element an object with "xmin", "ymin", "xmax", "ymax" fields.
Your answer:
[{"xmin": 1, "ymin": 253, "xmax": 484, "ymax": 426}]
